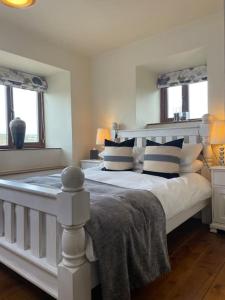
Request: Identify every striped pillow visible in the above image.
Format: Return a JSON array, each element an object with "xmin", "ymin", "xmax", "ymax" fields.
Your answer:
[
  {"xmin": 102, "ymin": 138, "xmax": 135, "ymax": 171},
  {"xmin": 143, "ymin": 138, "xmax": 184, "ymax": 179}
]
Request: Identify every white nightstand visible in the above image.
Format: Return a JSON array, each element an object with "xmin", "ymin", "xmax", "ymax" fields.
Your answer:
[
  {"xmin": 210, "ymin": 166, "xmax": 225, "ymax": 233},
  {"xmin": 80, "ymin": 159, "xmax": 102, "ymax": 169}
]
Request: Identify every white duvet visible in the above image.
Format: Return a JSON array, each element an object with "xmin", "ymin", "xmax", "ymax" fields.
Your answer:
[
  {"xmin": 84, "ymin": 167, "xmax": 211, "ymax": 220},
  {"xmin": 84, "ymin": 167, "xmax": 211, "ymax": 261}
]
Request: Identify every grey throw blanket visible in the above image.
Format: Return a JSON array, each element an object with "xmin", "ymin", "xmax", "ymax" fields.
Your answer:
[{"xmin": 21, "ymin": 176, "xmax": 170, "ymax": 300}]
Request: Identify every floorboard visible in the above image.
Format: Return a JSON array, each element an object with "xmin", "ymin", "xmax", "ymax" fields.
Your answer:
[
  {"xmin": 0, "ymin": 219, "xmax": 224, "ymax": 300},
  {"xmin": 204, "ymin": 263, "xmax": 225, "ymax": 300},
  {"xmin": 131, "ymin": 219, "xmax": 225, "ymax": 300}
]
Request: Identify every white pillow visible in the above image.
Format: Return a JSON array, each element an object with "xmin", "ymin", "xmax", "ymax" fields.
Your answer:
[
  {"xmin": 180, "ymin": 143, "xmax": 203, "ymax": 166},
  {"xmin": 180, "ymin": 160, "xmax": 203, "ymax": 173},
  {"xmin": 98, "ymin": 150, "xmax": 105, "ymax": 159},
  {"xmin": 135, "ymin": 159, "xmax": 203, "ymax": 174},
  {"xmin": 133, "ymin": 146, "xmax": 145, "ymax": 163}
]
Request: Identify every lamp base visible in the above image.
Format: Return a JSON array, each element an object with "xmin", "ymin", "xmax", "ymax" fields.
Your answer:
[
  {"xmin": 90, "ymin": 149, "xmax": 99, "ymax": 160},
  {"xmin": 218, "ymin": 145, "xmax": 225, "ymax": 166}
]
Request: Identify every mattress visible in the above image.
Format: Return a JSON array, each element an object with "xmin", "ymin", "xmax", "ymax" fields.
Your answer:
[{"xmin": 84, "ymin": 167, "xmax": 211, "ymax": 261}]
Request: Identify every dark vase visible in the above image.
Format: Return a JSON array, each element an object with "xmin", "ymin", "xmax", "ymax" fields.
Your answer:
[{"xmin": 9, "ymin": 118, "xmax": 26, "ymax": 149}]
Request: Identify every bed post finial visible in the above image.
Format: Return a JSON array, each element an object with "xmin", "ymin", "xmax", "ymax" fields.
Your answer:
[
  {"xmin": 57, "ymin": 166, "xmax": 91, "ymax": 300},
  {"xmin": 202, "ymin": 113, "xmax": 214, "ymax": 125},
  {"xmin": 61, "ymin": 166, "xmax": 85, "ymax": 192}
]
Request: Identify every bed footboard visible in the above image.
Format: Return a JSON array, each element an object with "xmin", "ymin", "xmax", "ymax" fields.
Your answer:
[
  {"xmin": 58, "ymin": 167, "xmax": 91, "ymax": 300},
  {"xmin": 0, "ymin": 166, "xmax": 91, "ymax": 300}
]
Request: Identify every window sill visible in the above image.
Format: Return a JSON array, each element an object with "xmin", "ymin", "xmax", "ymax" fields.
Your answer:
[
  {"xmin": 0, "ymin": 166, "xmax": 65, "ymax": 177},
  {"xmin": 146, "ymin": 119, "xmax": 201, "ymax": 127},
  {"xmin": 0, "ymin": 147, "xmax": 61, "ymax": 151}
]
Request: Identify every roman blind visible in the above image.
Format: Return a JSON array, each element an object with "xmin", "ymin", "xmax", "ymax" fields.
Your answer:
[
  {"xmin": 157, "ymin": 65, "xmax": 207, "ymax": 89},
  {"xmin": 0, "ymin": 67, "xmax": 48, "ymax": 92}
]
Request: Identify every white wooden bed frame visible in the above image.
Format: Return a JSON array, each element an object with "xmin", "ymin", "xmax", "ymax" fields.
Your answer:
[{"xmin": 0, "ymin": 114, "xmax": 213, "ymax": 300}]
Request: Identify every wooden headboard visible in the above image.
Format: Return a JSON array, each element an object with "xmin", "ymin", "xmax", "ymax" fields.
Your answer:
[{"xmin": 113, "ymin": 114, "xmax": 214, "ymax": 170}]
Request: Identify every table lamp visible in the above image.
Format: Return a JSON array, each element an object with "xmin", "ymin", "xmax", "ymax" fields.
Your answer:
[
  {"xmin": 96, "ymin": 128, "xmax": 111, "ymax": 147},
  {"xmin": 211, "ymin": 120, "xmax": 225, "ymax": 165},
  {"xmin": 90, "ymin": 128, "xmax": 111, "ymax": 159}
]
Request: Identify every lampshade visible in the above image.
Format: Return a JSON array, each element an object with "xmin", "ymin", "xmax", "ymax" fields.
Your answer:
[
  {"xmin": 211, "ymin": 120, "xmax": 225, "ymax": 144},
  {"xmin": 0, "ymin": 0, "xmax": 36, "ymax": 8},
  {"xmin": 96, "ymin": 128, "xmax": 111, "ymax": 145}
]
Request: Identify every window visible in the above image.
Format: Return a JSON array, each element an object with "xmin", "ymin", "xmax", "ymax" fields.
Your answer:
[
  {"xmin": 0, "ymin": 85, "xmax": 7, "ymax": 146},
  {"xmin": 167, "ymin": 86, "xmax": 182, "ymax": 119},
  {"xmin": 0, "ymin": 85, "xmax": 45, "ymax": 148},
  {"xmin": 189, "ymin": 81, "xmax": 208, "ymax": 119},
  {"xmin": 160, "ymin": 81, "xmax": 208, "ymax": 122}
]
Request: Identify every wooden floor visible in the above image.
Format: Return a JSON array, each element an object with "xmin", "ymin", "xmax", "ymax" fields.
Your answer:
[
  {"xmin": 0, "ymin": 219, "xmax": 225, "ymax": 300},
  {"xmin": 131, "ymin": 219, "xmax": 225, "ymax": 300}
]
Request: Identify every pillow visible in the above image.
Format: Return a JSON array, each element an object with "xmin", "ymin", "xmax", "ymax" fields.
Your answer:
[
  {"xmin": 102, "ymin": 138, "xmax": 135, "ymax": 171},
  {"xmin": 143, "ymin": 138, "xmax": 184, "ymax": 179},
  {"xmin": 180, "ymin": 160, "xmax": 203, "ymax": 173},
  {"xmin": 100, "ymin": 146, "xmax": 145, "ymax": 162},
  {"xmin": 132, "ymin": 143, "xmax": 202, "ymax": 165},
  {"xmin": 98, "ymin": 150, "xmax": 104, "ymax": 159},
  {"xmin": 133, "ymin": 146, "xmax": 145, "ymax": 163},
  {"xmin": 180, "ymin": 143, "xmax": 203, "ymax": 166}
]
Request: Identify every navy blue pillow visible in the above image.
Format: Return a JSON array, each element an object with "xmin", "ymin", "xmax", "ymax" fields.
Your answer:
[
  {"xmin": 105, "ymin": 138, "xmax": 135, "ymax": 147},
  {"xmin": 146, "ymin": 138, "xmax": 184, "ymax": 148}
]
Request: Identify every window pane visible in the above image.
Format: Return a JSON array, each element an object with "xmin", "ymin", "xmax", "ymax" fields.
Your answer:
[
  {"xmin": 0, "ymin": 85, "xmax": 7, "ymax": 146},
  {"xmin": 167, "ymin": 86, "xmax": 182, "ymax": 118},
  {"xmin": 13, "ymin": 88, "xmax": 39, "ymax": 143},
  {"xmin": 189, "ymin": 81, "xmax": 208, "ymax": 119}
]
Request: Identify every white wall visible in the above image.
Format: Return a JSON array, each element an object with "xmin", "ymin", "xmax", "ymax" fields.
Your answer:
[
  {"xmin": 0, "ymin": 18, "xmax": 92, "ymax": 172},
  {"xmin": 136, "ymin": 67, "xmax": 160, "ymax": 127},
  {"xmin": 0, "ymin": 149, "xmax": 63, "ymax": 175},
  {"xmin": 91, "ymin": 13, "xmax": 224, "ymax": 138},
  {"xmin": 45, "ymin": 71, "xmax": 73, "ymax": 164},
  {"xmin": 0, "ymin": 11, "xmax": 224, "ymax": 173}
]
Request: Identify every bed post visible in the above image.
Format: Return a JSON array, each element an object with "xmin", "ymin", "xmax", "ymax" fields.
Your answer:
[
  {"xmin": 200, "ymin": 114, "xmax": 214, "ymax": 176},
  {"xmin": 200, "ymin": 114, "xmax": 214, "ymax": 224},
  {"xmin": 57, "ymin": 166, "xmax": 91, "ymax": 300}
]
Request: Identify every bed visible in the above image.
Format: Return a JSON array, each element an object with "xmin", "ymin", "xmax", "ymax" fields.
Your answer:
[{"xmin": 0, "ymin": 114, "xmax": 213, "ymax": 300}]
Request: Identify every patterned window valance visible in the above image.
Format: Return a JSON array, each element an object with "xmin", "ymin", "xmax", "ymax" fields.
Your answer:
[
  {"xmin": 0, "ymin": 67, "xmax": 48, "ymax": 92},
  {"xmin": 157, "ymin": 65, "xmax": 207, "ymax": 89}
]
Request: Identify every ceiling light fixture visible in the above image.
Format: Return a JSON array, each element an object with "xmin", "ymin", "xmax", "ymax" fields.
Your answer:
[{"xmin": 0, "ymin": 0, "xmax": 36, "ymax": 8}]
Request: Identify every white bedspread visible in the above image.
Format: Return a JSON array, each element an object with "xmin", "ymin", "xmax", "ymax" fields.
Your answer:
[
  {"xmin": 83, "ymin": 168, "xmax": 211, "ymax": 261},
  {"xmin": 84, "ymin": 167, "xmax": 211, "ymax": 220}
]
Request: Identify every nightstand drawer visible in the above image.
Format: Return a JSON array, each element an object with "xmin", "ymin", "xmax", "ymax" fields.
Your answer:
[
  {"xmin": 212, "ymin": 188, "xmax": 225, "ymax": 223},
  {"xmin": 212, "ymin": 171, "xmax": 225, "ymax": 186}
]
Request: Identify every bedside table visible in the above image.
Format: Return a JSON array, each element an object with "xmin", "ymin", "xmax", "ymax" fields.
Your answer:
[
  {"xmin": 80, "ymin": 159, "xmax": 102, "ymax": 169},
  {"xmin": 210, "ymin": 166, "xmax": 225, "ymax": 233}
]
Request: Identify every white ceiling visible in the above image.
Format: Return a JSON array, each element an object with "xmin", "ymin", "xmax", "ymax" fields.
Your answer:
[{"xmin": 0, "ymin": 0, "xmax": 223, "ymax": 56}]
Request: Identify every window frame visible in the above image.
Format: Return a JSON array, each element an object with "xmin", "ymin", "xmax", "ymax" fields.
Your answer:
[
  {"xmin": 0, "ymin": 85, "xmax": 45, "ymax": 149},
  {"xmin": 160, "ymin": 82, "xmax": 205, "ymax": 123}
]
